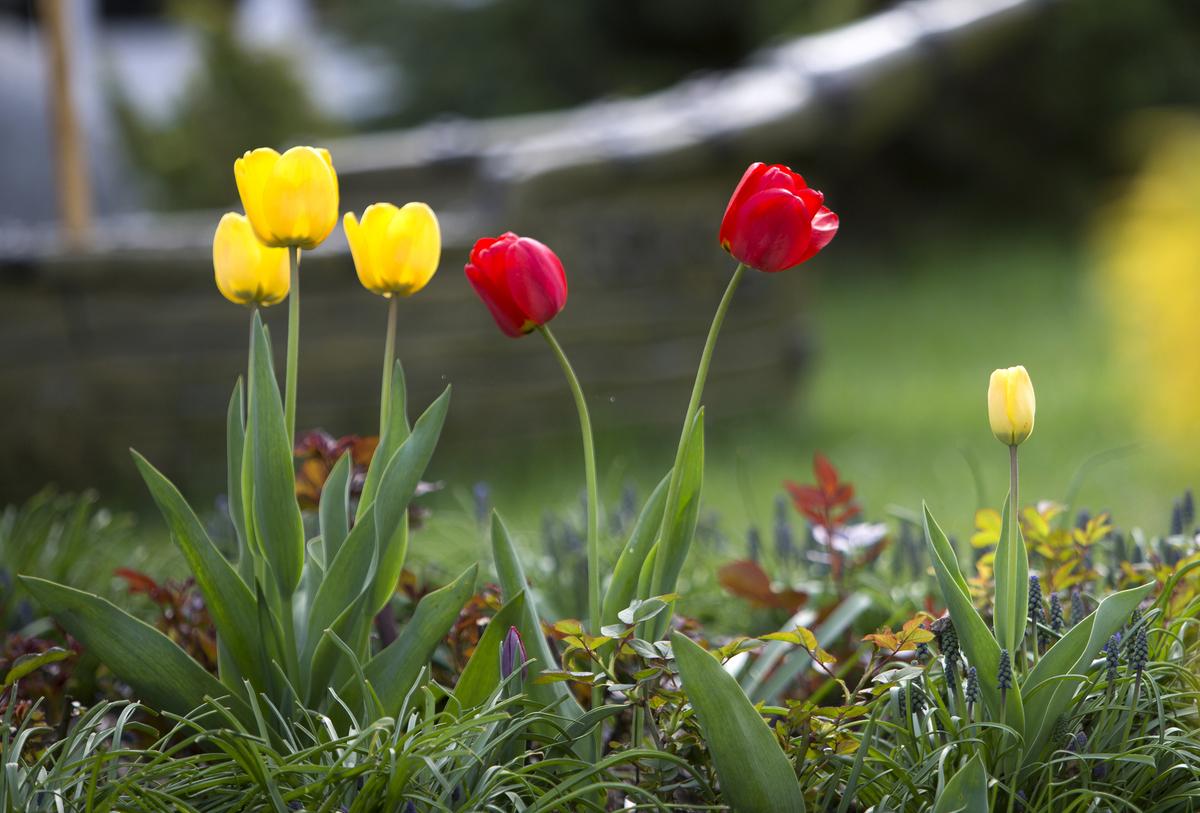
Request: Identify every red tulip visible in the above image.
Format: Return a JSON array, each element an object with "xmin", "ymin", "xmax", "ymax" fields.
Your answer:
[
  {"xmin": 465, "ymin": 232, "xmax": 568, "ymax": 337},
  {"xmin": 718, "ymin": 162, "xmax": 838, "ymax": 273}
]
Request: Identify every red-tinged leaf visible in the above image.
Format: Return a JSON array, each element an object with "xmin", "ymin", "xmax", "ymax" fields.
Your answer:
[
  {"xmin": 814, "ymin": 453, "xmax": 839, "ymax": 495},
  {"xmin": 717, "ymin": 560, "xmax": 808, "ymax": 612},
  {"xmin": 114, "ymin": 568, "xmax": 159, "ymax": 595}
]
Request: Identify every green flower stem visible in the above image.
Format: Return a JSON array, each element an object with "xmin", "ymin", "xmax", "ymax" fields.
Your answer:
[
  {"xmin": 285, "ymin": 247, "xmax": 301, "ymax": 446},
  {"xmin": 1010, "ymin": 444, "xmax": 1030, "ymax": 671},
  {"xmin": 538, "ymin": 326, "xmax": 602, "ymax": 727},
  {"xmin": 648, "ymin": 262, "xmax": 745, "ymax": 602},
  {"xmin": 380, "ymin": 295, "xmax": 399, "ymax": 430}
]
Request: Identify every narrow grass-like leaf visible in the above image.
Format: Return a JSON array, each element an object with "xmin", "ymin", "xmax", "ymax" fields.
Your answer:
[
  {"xmin": 992, "ymin": 494, "xmax": 1027, "ymax": 655},
  {"xmin": 924, "ymin": 503, "xmax": 1024, "ymax": 732},
  {"xmin": 352, "ymin": 563, "xmax": 478, "ymax": 716},
  {"xmin": 932, "ymin": 754, "xmax": 988, "ymax": 813},
  {"xmin": 1020, "ymin": 581, "xmax": 1153, "ymax": 764},
  {"xmin": 19, "ymin": 577, "xmax": 248, "ymax": 719},
  {"xmin": 452, "ymin": 591, "xmax": 526, "ymax": 709},
  {"xmin": 132, "ymin": 451, "xmax": 267, "ymax": 692},
  {"xmin": 671, "ymin": 632, "xmax": 805, "ymax": 813},
  {"xmin": 369, "ymin": 385, "xmax": 451, "ymax": 614},
  {"xmin": 601, "ymin": 473, "xmax": 669, "ymax": 628},
  {"xmin": 249, "ymin": 312, "xmax": 305, "ymax": 596}
]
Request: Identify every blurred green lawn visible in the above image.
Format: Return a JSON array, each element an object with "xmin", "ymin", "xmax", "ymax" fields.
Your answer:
[{"xmin": 413, "ymin": 230, "xmax": 1189, "ymax": 582}]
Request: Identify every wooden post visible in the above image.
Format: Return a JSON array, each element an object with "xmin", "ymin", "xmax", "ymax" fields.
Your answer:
[{"xmin": 38, "ymin": 0, "xmax": 92, "ymax": 250}]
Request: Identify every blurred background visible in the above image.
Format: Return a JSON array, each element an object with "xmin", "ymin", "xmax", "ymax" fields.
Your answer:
[{"xmin": 2, "ymin": 0, "xmax": 1199, "ymax": 605}]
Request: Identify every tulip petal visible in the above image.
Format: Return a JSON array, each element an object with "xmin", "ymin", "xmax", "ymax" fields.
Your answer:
[
  {"xmin": 384, "ymin": 202, "xmax": 440, "ymax": 296},
  {"xmin": 466, "ymin": 260, "xmax": 527, "ymax": 337},
  {"xmin": 234, "ymin": 148, "xmax": 280, "ymax": 245},
  {"xmin": 504, "ymin": 237, "xmax": 567, "ymax": 325},
  {"xmin": 728, "ymin": 188, "xmax": 814, "ymax": 273},
  {"xmin": 792, "ymin": 205, "xmax": 839, "ymax": 266}
]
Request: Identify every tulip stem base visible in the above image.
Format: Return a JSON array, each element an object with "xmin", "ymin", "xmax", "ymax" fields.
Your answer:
[
  {"xmin": 647, "ymin": 262, "xmax": 745, "ymax": 619},
  {"xmin": 538, "ymin": 325, "xmax": 603, "ymax": 742},
  {"xmin": 285, "ymin": 248, "xmax": 301, "ymax": 446},
  {"xmin": 380, "ymin": 296, "xmax": 398, "ymax": 430}
]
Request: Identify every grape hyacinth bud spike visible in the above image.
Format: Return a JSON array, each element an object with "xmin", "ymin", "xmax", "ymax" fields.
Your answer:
[
  {"xmin": 965, "ymin": 665, "xmax": 979, "ymax": 704},
  {"xmin": 1049, "ymin": 592, "xmax": 1065, "ymax": 634},
  {"xmin": 1183, "ymin": 489, "xmax": 1195, "ymax": 528},
  {"xmin": 997, "ymin": 649, "xmax": 1013, "ymax": 692},
  {"xmin": 1028, "ymin": 575, "xmax": 1044, "ymax": 624},
  {"xmin": 1130, "ymin": 625, "xmax": 1149, "ymax": 674},
  {"xmin": 1170, "ymin": 501, "xmax": 1184, "ymax": 537},
  {"xmin": 1104, "ymin": 634, "xmax": 1120, "ymax": 686}
]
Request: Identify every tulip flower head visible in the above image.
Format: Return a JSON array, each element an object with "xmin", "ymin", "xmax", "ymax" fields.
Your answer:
[
  {"xmin": 464, "ymin": 232, "xmax": 567, "ymax": 337},
  {"xmin": 212, "ymin": 212, "xmax": 290, "ymax": 306},
  {"xmin": 344, "ymin": 202, "xmax": 441, "ymax": 297},
  {"xmin": 719, "ymin": 162, "xmax": 839, "ymax": 273},
  {"xmin": 988, "ymin": 365, "xmax": 1036, "ymax": 446},
  {"xmin": 234, "ymin": 146, "xmax": 339, "ymax": 250}
]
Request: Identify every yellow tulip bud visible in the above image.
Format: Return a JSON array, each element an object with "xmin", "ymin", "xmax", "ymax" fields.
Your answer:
[
  {"xmin": 343, "ymin": 202, "xmax": 441, "ymax": 297},
  {"xmin": 212, "ymin": 212, "xmax": 290, "ymax": 306},
  {"xmin": 988, "ymin": 365, "xmax": 1036, "ymax": 446},
  {"xmin": 234, "ymin": 146, "xmax": 339, "ymax": 250}
]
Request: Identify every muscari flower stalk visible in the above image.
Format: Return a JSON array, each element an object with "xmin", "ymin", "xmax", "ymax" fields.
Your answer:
[
  {"xmin": 747, "ymin": 526, "xmax": 762, "ymax": 562},
  {"xmin": 774, "ymin": 495, "xmax": 796, "ymax": 565},
  {"xmin": 915, "ymin": 639, "xmax": 931, "ymax": 666},
  {"xmin": 1104, "ymin": 634, "xmax": 1120, "ymax": 691},
  {"xmin": 1049, "ymin": 592, "xmax": 1065, "ymax": 634},
  {"xmin": 932, "ymin": 616, "xmax": 960, "ymax": 674},
  {"xmin": 1170, "ymin": 501, "xmax": 1184, "ymax": 536},
  {"xmin": 1075, "ymin": 509, "xmax": 1091, "ymax": 530},
  {"xmin": 1130, "ymin": 625, "xmax": 1149, "ymax": 675},
  {"xmin": 965, "ymin": 665, "xmax": 979, "ymax": 719},
  {"xmin": 1029, "ymin": 574, "xmax": 1048, "ymax": 651},
  {"xmin": 1183, "ymin": 489, "xmax": 1196, "ymax": 528},
  {"xmin": 997, "ymin": 648, "xmax": 1013, "ymax": 709},
  {"xmin": 1125, "ymin": 607, "xmax": 1143, "ymax": 661}
]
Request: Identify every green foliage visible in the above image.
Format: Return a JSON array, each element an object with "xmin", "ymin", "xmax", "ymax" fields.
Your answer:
[
  {"xmin": 0, "ymin": 488, "xmax": 138, "ymax": 630},
  {"xmin": 672, "ymin": 631, "xmax": 806, "ymax": 812},
  {"xmin": 29, "ymin": 314, "xmax": 462, "ymax": 725}
]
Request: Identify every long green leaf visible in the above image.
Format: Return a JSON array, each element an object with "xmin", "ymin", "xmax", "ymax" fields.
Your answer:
[
  {"xmin": 132, "ymin": 451, "xmax": 267, "ymax": 693},
  {"xmin": 933, "ymin": 754, "xmax": 989, "ymax": 813},
  {"xmin": 653, "ymin": 410, "xmax": 704, "ymax": 597},
  {"xmin": 20, "ymin": 577, "xmax": 248, "ymax": 719},
  {"xmin": 491, "ymin": 512, "xmax": 586, "ymax": 725},
  {"xmin": 302, "ymin": 511, "xmax": 378, "ymax": 671},
  {"xmin": 452, "ymin": 591, "xmax": 526, "ymax": 709},
  {"xmin": 1020, "ymin": 581, "xmax": 1153, "ymax": 764},
  {"xmin": 225, "ymin": 378, "xmax": 248, "ymax": 560},
  {"xmin": 924, "ymin": 503, "xmax": 1024, "ymax": 731},
  {"xmin": 249, "ymin": 312, "xmax": 305, "ymax": 596},
  {"xmin": 672, "ymin": 632, "xmax": 805, "ymax": 813},
  {"xmin": 349, "ymin": 563, "xmax": 477, "ymax": 716},
  {"xmin": 992, "ymin": 494, "xmax": 1027, "ymax": 655},
  {"xmin": 369, "ymin": 386, "xmax": 452, "ymax": 614},
  {"xmin": 318, "ymin": 452, "xmax": 352, "ymax": 563},
  {"xmin": 601, "ymin": 473, "xmax": 669, "ymax": 628},
  {"xmin": 357, "ymin": 360, "xmax": 410, "ymax": 522}
]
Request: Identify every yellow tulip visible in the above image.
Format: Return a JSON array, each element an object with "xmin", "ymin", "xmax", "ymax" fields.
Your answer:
[
  {"xmin": 343, "ymin": 202, "xmax": 441, "ymax": 297},
  {"xmin": 212, "ymin": 212, "xmax": 290, "ymax": 306},
  {"xmin": 988, "ymin": 365, "xmax": 1036, "ymax": 446},
  {"xmin": 234, "ymin": 146, "xmax": 339, "ymax": 249}
]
